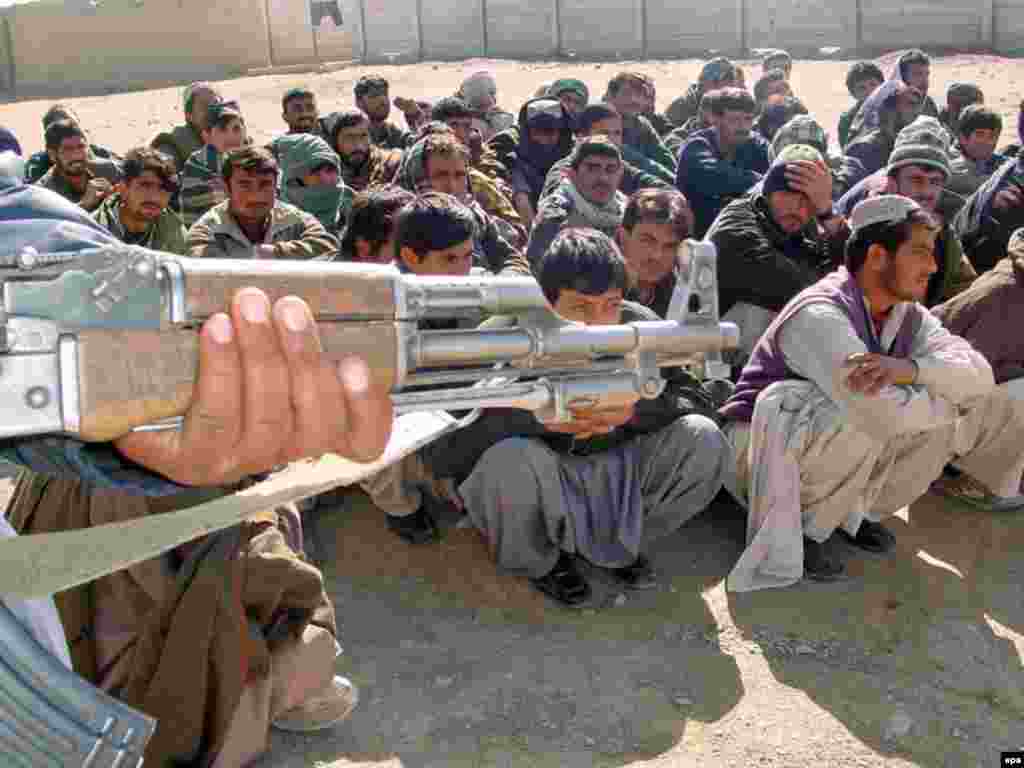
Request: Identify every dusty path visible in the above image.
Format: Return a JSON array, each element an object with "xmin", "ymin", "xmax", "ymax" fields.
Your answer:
[{"xmin": 259, "ymin": 487, "xmax": 1023, "ymax": 768}]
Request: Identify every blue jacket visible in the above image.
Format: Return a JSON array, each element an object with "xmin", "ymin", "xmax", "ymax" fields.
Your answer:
[
  {"xmin": 0, "ymin": 181, "xmax": 185, "ymax": 495},
  {"xmin": 676, "ymin": 128, "xmax": 770, "ymax": 237}
]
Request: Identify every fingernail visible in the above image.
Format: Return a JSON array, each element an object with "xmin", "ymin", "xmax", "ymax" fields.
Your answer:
[
  {"xmin": 279, "ymin": 299, "xmax": 309, "ymax": 332},
  {"xmin": 338, "ymin": 356, "xmax": 370, "ymax": 392},
  {"xmin": 239, "ymin": 290, "xmax": 270, "ymax": 323},
  {"xmin": 208, "ymin": 313, "xmax": 233, "ymax": 344}
]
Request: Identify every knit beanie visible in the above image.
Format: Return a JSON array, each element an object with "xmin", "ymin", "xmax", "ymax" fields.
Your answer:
[
  {"xmin": 770, "ymin": 115, "xmax": 828, "ymax": 160},
  {"xmin": 887, "ymin": 119, "xmax": 952, "ymax": 179}
]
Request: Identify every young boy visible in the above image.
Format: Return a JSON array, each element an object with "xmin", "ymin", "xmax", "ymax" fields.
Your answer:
[
  {"xmin": 180, "ymin": 100, "xmax": 247, "ymax": 227},
  {"xmin": 338, "ymin": 184, "xmax": 416, "ymax": 263},
  {"xmin": 421, "ymin": 228, "xmax": 729, "ymax": 606},
  {"xmin": 948, "ymin": 104, "xmax": 1007, "ymax": 201},
  {"xmin": 838, "ymin": 62, "xmax": 884, "ymax": 149},
  {"xmin": 361, "ymin": 192, "xmax": 479, "ymax": 543}
]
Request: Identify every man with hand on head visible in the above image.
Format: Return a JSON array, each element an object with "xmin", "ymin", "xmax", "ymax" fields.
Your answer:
[{"xmin": 705, "ymin": 144, "xmax": 837, "ymax": 364}]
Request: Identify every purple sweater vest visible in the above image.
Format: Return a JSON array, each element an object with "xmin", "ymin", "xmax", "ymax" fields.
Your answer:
[{"xmin": 721, "ymin": 267, "xmax": 922, "ymax": 422}]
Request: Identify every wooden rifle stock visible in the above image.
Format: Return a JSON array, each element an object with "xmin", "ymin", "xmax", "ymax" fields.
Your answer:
[{"xmin": 74, "ymin": 323, "xmax": 399, "ymax": 442}]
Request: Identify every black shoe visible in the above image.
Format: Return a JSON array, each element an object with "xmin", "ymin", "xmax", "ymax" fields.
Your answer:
[
  {"xmin": 386, "ymin": 506, "xmax": 439, "ymax": 544},
  {"xmin": 838, "ymin": 520, "xmax": 895, "ymax": 553},
  {"xmin": 611, "ymin": 554, "xmax": 658, "ymax": 590},
  {"xmin": 531, "ymin": 553, "xmax": 592, "ymax": 606},
  {"xmin": 803, "ymin": 536, "xmax": 845, "ymax": 581}
]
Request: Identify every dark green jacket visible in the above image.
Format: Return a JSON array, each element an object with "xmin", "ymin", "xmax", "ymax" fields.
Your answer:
[
  {"xmin": 150, "ymin": 124, "xmax": 204, "ymax": 172},
  {"xmin": 92, "ymin": 193, "xmax": 187, "ymax": 254}
]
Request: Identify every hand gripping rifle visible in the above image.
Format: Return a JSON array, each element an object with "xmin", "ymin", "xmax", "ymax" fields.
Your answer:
[
  {"xmin": 0, "ymin": 240, "xmax": 736, "ymax": 441},
  {"xmin": 0, "ymin": 239, "xmax": 735, "ymax": 766}
]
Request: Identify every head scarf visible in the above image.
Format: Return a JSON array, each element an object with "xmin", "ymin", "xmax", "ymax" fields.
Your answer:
[
  {"xmin": 276, "ymin": 133, "xmax": 351, "ymax": 231},
  {"xmin": 515, "ymin": 98, "xmax": 574, "ymax": 203},
  {"xmin": 394, "ymin": 136, "xmax": 432, "ymax": 193},
  {"xmin": 0, "ymin": 127, "xmax": 22, "ymax": 157}
]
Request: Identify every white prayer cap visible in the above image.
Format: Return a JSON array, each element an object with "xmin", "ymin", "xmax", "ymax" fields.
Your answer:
[{"xmin": 848, "ymin": 195, "xmax": 923, "ymax": 234}]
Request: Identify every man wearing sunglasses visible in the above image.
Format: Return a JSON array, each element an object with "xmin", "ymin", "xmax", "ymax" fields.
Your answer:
[{"xmin": 92, "ymin": 146, "xmax": 187, "ymax": 254}]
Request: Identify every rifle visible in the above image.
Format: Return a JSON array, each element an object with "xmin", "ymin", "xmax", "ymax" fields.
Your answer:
[
  {"xmin": 0, "ymin": 601, "xmax": 154, "ymax": 767},
  {"xmin": 0, "ymin": 238, "xmax": 735, "ymax": 765},
  {"xmin": 0, "ymin": 240, "xmax": 735, "ymax": 442}
]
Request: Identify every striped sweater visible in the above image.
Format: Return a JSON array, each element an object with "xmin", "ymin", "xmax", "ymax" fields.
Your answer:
[{"xmin": 180, "ymin": 145, "xmax": 225, "ymax": 228}]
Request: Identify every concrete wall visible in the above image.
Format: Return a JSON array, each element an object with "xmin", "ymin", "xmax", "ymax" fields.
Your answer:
[
  {"xmin": 746, "ymin": 0, "xmax": 857, "ymax": 54},
  {"xmin": 559, "ymin": 0, "xmax": 643, "ymax": 58},
  {"xmin": 6, "ymin": 0, "xmax": 270, "ymax": 97},
  {"xmin": 345, "ymin": 0, "xmax": 1020, "ymax": 61},
  {"xmin": 357, "ymin": 0, "xmax": 420, "ymax": 62},
  {"xmin": 859, "ymin": 0, "xmax": 990, "ymax": 50},
  {"xmin": 995, "ymin": 0, "xmax": 1024, "ymax": 53},
  {"xmin": 485, "ymin": 0, "xmax": 557, "ymax": 58},
  {"xmin": 268, "ymin": 0, "xmax": 354, "ymax": 65},
  {"xmin": 421, "ymin": 0, "xmax": 485, "ymax": 59},
  {"xmin": 646, "ymin": 0, "xmax": 742, "ymax": 56}
]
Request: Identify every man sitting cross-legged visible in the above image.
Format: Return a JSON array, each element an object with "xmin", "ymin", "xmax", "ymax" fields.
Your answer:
[
  {"xmin": 932, "ymin": 226, "xmax": 1024, "ymax": 505},
  {"xmin": 423, "ymin": 228, "xmax": 730, "ymax": 606},
  {"xmin": 720, "ymin": 196, "xmax": 1024, "ymax": 591}
]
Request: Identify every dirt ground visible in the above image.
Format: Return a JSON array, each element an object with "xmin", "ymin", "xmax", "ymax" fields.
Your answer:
[
  {"xmin": 4, "ymin": 53, "xmax": 1024, "ymax": 156},
  {"xmin": 4, "ymin": 54, "xmax": 1024, "ymax": 768}
]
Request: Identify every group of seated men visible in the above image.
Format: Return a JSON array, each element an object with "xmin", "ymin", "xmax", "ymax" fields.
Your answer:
[{"xmin": 3, "ymin": 48, "xmax": 1024, "ymax": 766}]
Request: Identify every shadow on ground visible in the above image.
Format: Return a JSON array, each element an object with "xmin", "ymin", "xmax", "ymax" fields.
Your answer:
[
  {"xmin": 726, "ymin": 491, "xmax": 1024, "ymax": 768},
  {"xmin": 261, "ymin": 492, "xmax": 745, "ymax": 768}
]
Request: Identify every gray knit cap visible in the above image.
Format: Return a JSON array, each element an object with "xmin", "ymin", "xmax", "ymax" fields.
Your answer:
[{"xmin": 887, "ymin": 120, "xmax": 952, "ymax": 179}]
